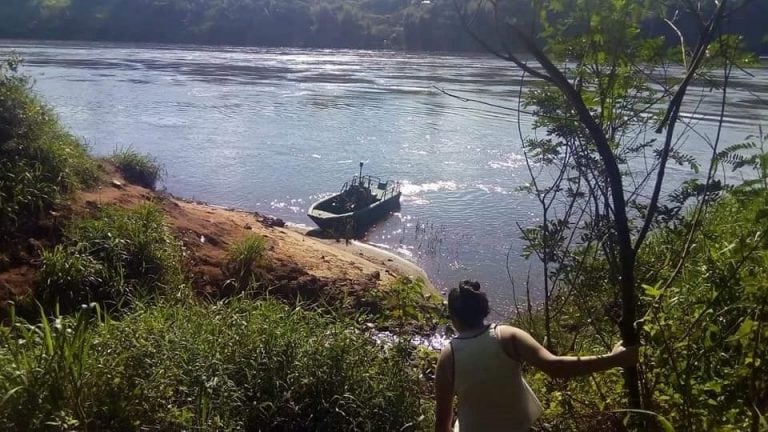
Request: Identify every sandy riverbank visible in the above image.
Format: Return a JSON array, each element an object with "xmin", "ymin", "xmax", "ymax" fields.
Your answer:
[{"xmin": 287, "ymin": 224, "xmax": 435, "ymax": 293}]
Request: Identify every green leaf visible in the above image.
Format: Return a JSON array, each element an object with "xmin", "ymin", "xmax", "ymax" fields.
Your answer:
[
  {"xmin": 38, "ymin": 303, "xmax": 54, "ymax": 356},
  {"xmin": 727, "ymin": 319, "xmax": 754, "ymax": 342},
  {"xmin": 643, "ymin": 284, "xmax": 661, "ymax": 299},
  {"xmin": 0, "ymin": 386, "xmax": 23, "ymax": 408},
  {"xmin": 613, "ymin": 409, "xmax": 675, "ymax": 432}
]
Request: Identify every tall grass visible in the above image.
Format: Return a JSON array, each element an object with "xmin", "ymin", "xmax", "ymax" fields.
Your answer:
[
  {"xmin": 225, "ymin": 233, "xmax": 269, "ymax": 291},
  {"xmin": 0, "ymin": 304, "xmax": 103, "ymax": 430},
  {"xmin": 39, "ymin": 204, "xmax": 184, "ymax": 312},
  {"xmin": 0, "ymin": 299, "xmax": 434, "ymax": 431},
  {"xmin": 110, "ymin": 146, "xmax": 163, "ymax": 190},
  {"xmin": 0, "ymin": 56, "xmax": 97, "ymax": 242}
]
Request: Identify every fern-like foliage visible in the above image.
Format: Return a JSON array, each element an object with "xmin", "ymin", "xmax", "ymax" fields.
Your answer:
[{"xmin": 716, "ymin": 127, "xmax": 768, "ymax": 197}]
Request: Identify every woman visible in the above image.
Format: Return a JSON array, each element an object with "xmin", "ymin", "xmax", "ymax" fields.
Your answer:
[{"xmin": 435, "ymin": 280, "xmax": 639, "ymax": 432}]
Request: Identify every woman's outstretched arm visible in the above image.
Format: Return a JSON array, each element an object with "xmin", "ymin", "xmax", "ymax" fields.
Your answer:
[
  {"xmin": 434, "ymin": 345, "xmax": 455, "ymax": 432},
  {"xmin": 497, "ymin": 325, "xmax": 639, "ymax": 379}
]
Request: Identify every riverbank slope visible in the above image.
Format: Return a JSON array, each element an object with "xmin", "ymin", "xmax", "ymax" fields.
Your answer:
[{"xmin": 0, "ymin": 161, "xmax": 435, "ymax": 315}]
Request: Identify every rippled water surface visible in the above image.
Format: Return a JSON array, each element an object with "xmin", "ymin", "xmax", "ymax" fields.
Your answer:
[{"xmin": 3, "ymin": 40, "xmax": 766, "ymax": 314}]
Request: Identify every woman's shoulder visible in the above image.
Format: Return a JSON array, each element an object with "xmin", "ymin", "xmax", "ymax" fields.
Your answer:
[
  {"xmin": 493, "ymin": 324, "xmax": 529, "ymax": 361},
  {"xmin": 494, "ymin": 324, "xmax": 525, "ymax": 338}
]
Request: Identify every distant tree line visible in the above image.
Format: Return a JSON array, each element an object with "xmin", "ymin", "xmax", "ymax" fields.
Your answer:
[{"xmin": 0, "ymin": 0, "xmax": 765, "ymax": 53}]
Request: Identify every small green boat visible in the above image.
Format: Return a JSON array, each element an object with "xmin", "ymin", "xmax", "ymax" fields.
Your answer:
[{"xmin": 308, "ymin": 163, "xmax": 401, "ymax": 237}]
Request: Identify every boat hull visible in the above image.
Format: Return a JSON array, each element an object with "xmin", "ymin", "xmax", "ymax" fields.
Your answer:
[{"xmin": 308, "ymin": 192, "xmax": 401, "ymax": 237}]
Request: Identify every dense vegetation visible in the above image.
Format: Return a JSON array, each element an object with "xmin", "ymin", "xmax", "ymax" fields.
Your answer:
[
  {"xmin": 39, "ymin": 204, "xmax": 185, "ymax": 313},
  {"xmin": 0, "ymin": 300, "xmax": 433, "ymax": 430},
  {"xmin": 0, "ymin": 56, "xmax": 96, "ymax": 249},
  {"xmin": 519, "ymin": 178, "xmax": 768, "ymax": 431},
  {"xmin": 0, "ymin": 0, "xmax": 765, "ymax": 53}
]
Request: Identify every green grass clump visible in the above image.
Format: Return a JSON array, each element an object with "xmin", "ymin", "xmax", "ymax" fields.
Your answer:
[
  {"xmin": 110, "ymin": 146, "xmax": 163, "ymax": 190},
  {"xmin": 0, "ymin": 299, "xmax": 434, "ymax": 431},
  {"xmin": 39, "ymin": 203, "xmax": 184, "ymax": 312},
  {"xmin": 225, "ymin": 233, "xmax": 269, "ymax": 291},
  {"xmin": 38, "ymin": 245, "xmax": 106, "ymax": 308},
  {"xmin": 0, "ymin": 56, "xmax": 97, "ymax": 243}
]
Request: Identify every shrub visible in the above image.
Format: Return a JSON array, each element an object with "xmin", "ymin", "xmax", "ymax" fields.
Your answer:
[
  {"xmin": 0, "ymin": 56, "xmax": 97, "ymax": 242},
  {"xmin": 110, "ymin": 146, "xmax": 163, "ymax": 190},
  {"xmin": 38, "ymin": 204, "xmax": 184, "ymax": 312},
  {"xmin": 635, "ymin": 189, "xmax": 768, "ymax": 431},
  {"xmin": 363, "ymin": 276, "xmax": 446, "ymax": 332},
  {"xmin": 224, "ymin": 233, "xmax": 269, "ymax": 291},
  {"xmin": 0, "ymin": 299, "xmax": 434, "ymax": 431},
  {"xmin": 522, "ymin": 185, "xmax": 768, "ymax": 431}
]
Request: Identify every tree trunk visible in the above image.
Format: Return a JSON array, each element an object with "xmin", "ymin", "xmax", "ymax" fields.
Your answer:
[{"xmin": 508, "ymin": 26, "xmax": 643, "ymax": 407}]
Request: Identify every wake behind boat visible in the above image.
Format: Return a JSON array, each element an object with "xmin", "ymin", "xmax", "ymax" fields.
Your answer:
[{"xmin": 308, "ymin": 163, "xmax": 401, "ymax": 237}]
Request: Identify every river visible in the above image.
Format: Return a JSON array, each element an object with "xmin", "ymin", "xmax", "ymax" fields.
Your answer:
[{"xmin": 2, "ymin": 40, "xmax": 766, "ymax": 314}]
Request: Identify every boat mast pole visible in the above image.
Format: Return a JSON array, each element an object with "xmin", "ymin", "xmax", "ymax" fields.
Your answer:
[{"xmin": 358, "ymin": 161, "xmax": 364, "ymax": 185}]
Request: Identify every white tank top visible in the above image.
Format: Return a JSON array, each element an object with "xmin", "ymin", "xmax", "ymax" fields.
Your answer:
[{"xmin": 451, "ymin": 324, "xmax": 543, "ymax": 432}]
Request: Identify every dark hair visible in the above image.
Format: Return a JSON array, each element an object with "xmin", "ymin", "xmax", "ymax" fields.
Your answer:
[{"xmin": 447, "ymin": 280, "xmax": 490, "ymax": 328}]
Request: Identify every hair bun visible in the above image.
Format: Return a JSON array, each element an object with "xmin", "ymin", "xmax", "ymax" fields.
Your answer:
[
  {"xmin": 459, "ymin": 279, "xmax": 482, "ymax": 293},
  {"xmin": 449, "ymin": 280, "xmax": 490, "ymax": 327}
]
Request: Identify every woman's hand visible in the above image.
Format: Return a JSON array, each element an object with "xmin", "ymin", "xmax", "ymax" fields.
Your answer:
[{"xmin": 610, "ymin": 342, "xmax": 640, "ymax": 367}]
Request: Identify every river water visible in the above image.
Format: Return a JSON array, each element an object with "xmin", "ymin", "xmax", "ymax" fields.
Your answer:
[{"xmin": 2, "ymin": 40, "xmax": 766, "ymax": 314}]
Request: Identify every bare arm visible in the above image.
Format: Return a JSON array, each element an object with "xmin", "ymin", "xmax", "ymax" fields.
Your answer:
[
  {"xmin": 497, "ymin": 325, "xmax": 639, "ymax": 379},
  {"xmin": 434, "ymin": 345, "xmax": 454, "ymax": 432}
]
